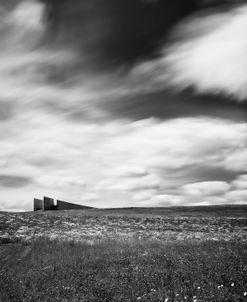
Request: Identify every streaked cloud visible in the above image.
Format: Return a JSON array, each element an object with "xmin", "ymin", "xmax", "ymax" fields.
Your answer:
[
  {"xmin": 163, "ymin": 5, "xmax": 247, "ymax": 100},
  {"xmin": 132, "ymin": 4, "xmax": 247, "ymax": 101},
  {"xmin": 36, "ymin": 175, "xmax": 86, "ymax": 189},
  {"xmin": 0, "ymin": 175, "xmax": 31, "ymax": 188},
  {"xmin": 225, "ymin": 190, "xmax": 247, "ymax": 203},
  {"xmin": 150, "ymin": 194, "xmax": 186, "ymax": 207},
  {"xmin": 231, "ymin": 174, "xmax": 247, "ymax": 189},
  {"xmin": 132, "ymin": 190, "xmax": 157, "ymax": 202},
  {"xmin": 181, "ymin": 181, "xmax": 230, "ymax": 196},
  {"xmin": 98, "ymin": 174, "xmax": 161, "ymax": 192}
]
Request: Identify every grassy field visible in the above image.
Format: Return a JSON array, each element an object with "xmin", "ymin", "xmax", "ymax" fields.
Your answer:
[{"xmin": 0, "ymin": 206, "xmax": 247, "ymax": 301}]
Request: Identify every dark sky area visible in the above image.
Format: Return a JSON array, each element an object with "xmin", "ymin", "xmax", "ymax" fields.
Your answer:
[
  {"xmin": 39, "ymin": 0, "xmax": 247, "ymax": 120},
  {"xmin": 40, "ymin": 0, "xmax": 245, "ymax": 68}
]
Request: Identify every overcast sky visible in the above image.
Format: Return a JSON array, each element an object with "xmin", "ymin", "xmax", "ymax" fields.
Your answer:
[{"xmin": 1, "ymin": 0, "xmax": 247, "ymax": 211}]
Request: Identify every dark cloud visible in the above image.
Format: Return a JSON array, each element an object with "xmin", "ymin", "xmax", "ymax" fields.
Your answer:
[
  {"xmin": 168, "ymin": 166, "xmax": 239, "ymax": 184},
  {"xmin": 40, "ymin": 0, "xmax": 200, "ymax": 68},
  {"xmin": 40, "ymin": 0, "xmax": 246, "ymax": 70},
  {"xmin": 0, "ymin": 0, "xmax": 20, "ymax": 11},
  {"xmin": 101, "ymin": 89, "xmax": 247, "ymax": 122},
  {"xmin": 0, "ymin": 101, "xmax": 15, "ymax": 121},
  {"xmin": 156, "ymin": 166, "xmax": 239, "ymax": 194},
  {"xmin": 0, "ymin": 175, "xmax": 31, "ymax": 188},
  {"xmin": 187, "ymin": 166, "xmax": 240, "ymax": 183}
]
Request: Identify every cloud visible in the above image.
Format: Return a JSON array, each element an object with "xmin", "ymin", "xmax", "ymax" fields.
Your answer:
[
  {"xmin": 225, "ymin": 189, "xmax": 247, "ymax": 203},
  {"xmin": 132, "ymin": 190, "xmax": 157, "ymax": 202},
  {"xmin": 231, "ymin": 174, "xmax": 247, "ymax": 189},
  {"xmin": 0, "ymin": 0, "xmax": 45, "ymax": 51},
  {"xmin": 1, "ymin": 0, "xmax": 246, "ymax": 131},
  {"xmin": 163, "ymin": 5, "xmax": 247, "ymax": 101},
  {"xmin": 130, "ymin": 4, "xmax": 247, "ymax": 101},
  {"xmin": 150, "ymin": 194, "xmax": 186, "ymax": 206},
  {"xmin": 104, "ymin": 165, "xmax": 149, "ymax": 178},
  {"xmin": 95, "ymin": 170, "xmax": 161, "ymax": 193},
  {"xmin": 0, "ymin": 101, "xmax": 15, "ymax": 121},
  {"xmin": 1, "ymin": 112, "xmax": 247, "ymax": 208},
  {"xmin": 36, "ymin": 175, "xmax": 86, "ymax": 188},
  {"xmin": 0, "ymin": 199, "xmax": 31, "ymax": 212},
  {"xmin": 1, "ymin": 115, "xmax": 247, "ymax": 210},
  {"xmin": 11, "ymin": 0, "xmax": 44, "ymax": 30},
  {"xmin": 0, "ymin": 175, "xmax": 31, "ymax": 188},
  {"xmin": 221, "ymin": 148, "xmax": 247, "ymax": 172},
  {"xmin": 101, "ymin": 88, "xmax": 247, "ymax": 122},
  {"xmin": 106, "ymin": 174, "xmax": 161, "ymax": 192},
  {"xmin": 181, "ymin": 181, "xmax": 230, "ymax": 196},
  {"xmin": 40, "ymin": 0, "xmax": 201, "ymax": 68},
  {"xmin": 130, "ymin": 193, "xmax": 185, "ymax": 207}
]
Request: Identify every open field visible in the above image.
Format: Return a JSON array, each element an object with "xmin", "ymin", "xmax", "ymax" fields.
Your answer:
[
  {"xmin": 1, "ymin": 205, "xmax": 247, "ymax": 243},
  {"xmin": 0, "ymin": 206, "xmax": 247, "ymax": 301}
]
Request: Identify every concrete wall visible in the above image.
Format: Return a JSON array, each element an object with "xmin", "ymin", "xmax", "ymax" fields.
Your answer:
[
  {"xmin": 57, "ymin": 200, "xmax": 92, "ymax": 210},
  {"xmin": 34, "ymin": 198, "xmax": 43, "ymax": 211},
  {"xmin": 43, "ymin": 196, "xmax": 55, "ymax": 211},
  {"xmin": 33, "ymin": 197, "xmax": 93, "ymax": 211}
]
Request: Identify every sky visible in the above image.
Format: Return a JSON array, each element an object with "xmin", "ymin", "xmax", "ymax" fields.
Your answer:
[{"xmin": 0, "ymin": 0, "xmax": 247, "ymax": 211}]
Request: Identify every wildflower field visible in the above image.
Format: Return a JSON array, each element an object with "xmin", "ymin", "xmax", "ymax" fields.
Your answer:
[{"xmin": 0, "ymin": 206, "xmax": 247, "ymax": 301}]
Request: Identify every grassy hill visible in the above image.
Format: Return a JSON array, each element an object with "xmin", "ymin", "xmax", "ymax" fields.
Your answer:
[
  {"xmin": 0, "ymin": 205, "xmax": 246, "ymax": 301},
  {"xmin": 90, "ymin": 204, "xmax": 247, "ymax": 217}
]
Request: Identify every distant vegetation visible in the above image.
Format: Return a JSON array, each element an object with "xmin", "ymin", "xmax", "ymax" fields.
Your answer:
[{"xmin": 0, "ymin": 206, "xmax": 246, "ymax": 301}]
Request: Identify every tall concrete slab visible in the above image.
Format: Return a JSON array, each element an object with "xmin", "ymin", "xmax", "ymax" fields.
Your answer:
[
  {"xmin": 33, "ymin": 197, "xmax": 93, "ymax": 211},
  {"xmin": 34, "ymin": 198, "xmax": 43, "ymax": 211},
  {"xmin": 43, "ymin": 196, "xmax": 55, "ymax": 211}
]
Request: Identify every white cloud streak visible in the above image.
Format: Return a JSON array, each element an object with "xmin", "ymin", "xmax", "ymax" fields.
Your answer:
[
  {"xmin": 181, "ymin": 181, "xmax": 231, "ymax": 196},
  {"xmin": 231, "ymin": 174, "xmax": 247, "ymax": 189},
  {"xmin": 165, "ymin": 5, "xmax": 247, "ymax": 100},
  {"xmin": 132, "ymin": 4, "xmax": 247, "ymax": 101}
]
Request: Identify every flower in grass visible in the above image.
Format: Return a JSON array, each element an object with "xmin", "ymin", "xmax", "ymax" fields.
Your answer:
[{"xmin": 197, "ymin": 286, "xmax": 201, "ymax": 290}]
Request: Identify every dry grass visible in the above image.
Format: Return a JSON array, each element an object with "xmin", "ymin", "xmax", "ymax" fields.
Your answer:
[
  {"xmin": 0, "ymin": 239, "xmax": 247, "ymax": 302},
  {"xmin": 0, "ymin": 207, "xmax": 247, "ymax": 301},
  {"xmin": 0, "ymin": 207, "xmax": 247, "ymax": 243}
]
